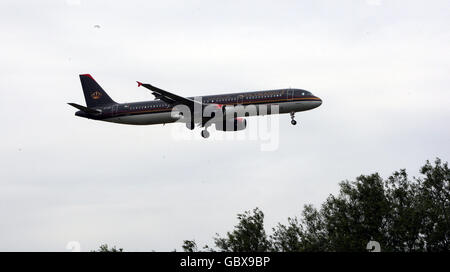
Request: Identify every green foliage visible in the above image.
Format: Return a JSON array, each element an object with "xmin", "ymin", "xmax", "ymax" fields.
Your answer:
[
  {"xmin": 214, "ymin": 208, "xmax": 271, "ymax": 252},
  {"xmin": 186, "ymin": 158, "xmax": 449, "ymax": 252},
  {"xmin": 91, "ymin": 158, "xmax": 448, "ymax": 252},
  {"xmin": 92, "ymin": 244, "xmax": 123, "ymax": 252},
  {"xmin": 384, "ymin": 169, "xmax": 423, "ymax": 251},
  {"xmin": 417, "ymin": 158, "xmax": 450, "ymax": 251},
  {"xmin": 270, "ymin": 217, "xmax": 303, "ymax": 252},
  {"xmin": 182, "ymin": 240, "xmax": 198, "ymax": 252},
  {"xmin": 321, "ymin": 173, "xmax": 390, "ymax": 251}
]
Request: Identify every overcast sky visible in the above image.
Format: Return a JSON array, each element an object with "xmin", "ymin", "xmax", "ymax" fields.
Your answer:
[{"xmin": 0, "ymin": 0, "xmax": 449, "ymax": 251}]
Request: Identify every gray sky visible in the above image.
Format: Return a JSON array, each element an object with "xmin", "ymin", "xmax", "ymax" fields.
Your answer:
[{"xmin": 0, "ymin": 0, "xmax": 449, "ymax": 251}]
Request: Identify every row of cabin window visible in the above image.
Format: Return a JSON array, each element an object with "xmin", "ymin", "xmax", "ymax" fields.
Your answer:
[
  {"xmin": 129, "ymin": 104, "xmax": 168, "ymax": 110},
  {"xmin": 246, "ymin": 93, "xmax": 284, "ymax": 100},
  {"xmin": 128, "ymin": 92, "xmax": 308, "ymax": 109},
  {"xmin": 222, "ymin": 91, "xmax": 308, "ymax": 102}
]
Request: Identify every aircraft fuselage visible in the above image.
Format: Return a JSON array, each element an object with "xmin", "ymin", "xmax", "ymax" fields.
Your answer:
[
  {"xmin": 70, "ymin": 74, "xmax": 322, "ymax": 138},
  {"xmin": 76, "ymin": 89, "xmax": 322, "ymax": 125}
]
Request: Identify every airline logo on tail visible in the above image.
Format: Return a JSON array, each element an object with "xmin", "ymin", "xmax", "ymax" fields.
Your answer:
[{"xmin": 91, "ymin": 91, "xmax": 102, "ymax": 99}]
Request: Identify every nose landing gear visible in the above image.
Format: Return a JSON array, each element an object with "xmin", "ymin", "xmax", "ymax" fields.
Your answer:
[{"xmin": 290, "ymin": 112, "xmax": 297, "ymax": 125}]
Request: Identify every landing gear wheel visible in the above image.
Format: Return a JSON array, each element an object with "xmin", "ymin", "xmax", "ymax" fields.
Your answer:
[
  {"xmin": 290, "ymin": 112, "xmax": 297, "ymax": 126},
  {"xmin": 201, "ymin": 130, "xmax": 210, "ymax": 139}
]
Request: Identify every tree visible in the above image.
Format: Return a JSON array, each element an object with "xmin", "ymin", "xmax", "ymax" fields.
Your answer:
[
  {"xmin": 92, "ymin": 244, "xmax": 123, "ymax": 252},
  {"xmin": 214, "ymin": 208, "xmax": 271, "ymax": 252},
  {"xmin": 182, "ymin": 240, "xmax": 198, "ymax": 252},
  {"xmin": 384, "ymin": 169, "xmax": 424, "ymax": 251},
  {"xmin": 271, "ymin": 173, "xmax": 390, "ymax": 251},
  {"xmin": 270, "ymin": 216, "xmax": 304, "ymax": 252},
  {"xmin": 184, "ymin": 158, "xmax": 449, "ymax": 252},
  {"xmin": 417, "ymin": 158, "xmax": 450, "ymax": 251}
]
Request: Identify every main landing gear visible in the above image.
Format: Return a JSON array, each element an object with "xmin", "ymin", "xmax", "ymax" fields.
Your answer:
[
  {"xmin": 201, "ymin": 122, "xmax": 212, "ymax": 139},
  {"xmin": 201, "ymin": 129, "xmax": 210, "ymax": 138},
  {"xmin": 290, "ymin": 111, "xmax": 297, "ymax": 125}
]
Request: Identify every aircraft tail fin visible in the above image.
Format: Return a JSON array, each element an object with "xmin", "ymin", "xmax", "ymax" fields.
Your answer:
[{"xmin": 79, "ymin": 74, "xmax": 116, "ymax": 107}]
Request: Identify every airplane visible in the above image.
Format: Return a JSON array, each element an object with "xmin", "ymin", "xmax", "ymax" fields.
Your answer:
[{"xmin": 69, "ymin": 74, "xmax": 322, "ymax": 138}]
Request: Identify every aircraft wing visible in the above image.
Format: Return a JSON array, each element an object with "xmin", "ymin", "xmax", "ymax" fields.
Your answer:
[{"xmin": 137, "ymin": 81, "xmax": 203, "ymax": 108}]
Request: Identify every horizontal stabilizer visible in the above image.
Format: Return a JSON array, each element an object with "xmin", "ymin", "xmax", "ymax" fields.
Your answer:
[
  {"xmin": 68, "ymin": 103, "xmax": 101, "ymax": 114},
  {"xmin": 137, "ymin": 81, "xmax": 204, "ymax": 108}
]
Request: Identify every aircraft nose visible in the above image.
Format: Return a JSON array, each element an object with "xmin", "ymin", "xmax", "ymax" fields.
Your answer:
[{"xmin": 315, "ymin": 97, "xmax": 322, "ymax": 108}]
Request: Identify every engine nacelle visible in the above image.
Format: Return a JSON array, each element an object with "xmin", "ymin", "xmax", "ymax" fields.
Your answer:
[{"xmin": 216, "ymin": 118, "xmax": 247, "ymax": 131}]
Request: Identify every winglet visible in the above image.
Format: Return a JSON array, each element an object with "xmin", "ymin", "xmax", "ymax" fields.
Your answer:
[{"xmin": 137, "ymin": 81, "xmax": 143, "ymax": 87}]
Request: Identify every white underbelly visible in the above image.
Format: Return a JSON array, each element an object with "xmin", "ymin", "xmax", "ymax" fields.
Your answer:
[{"xmin": 104, "ymin": 112, "xmax": 177, "ymax": 125}]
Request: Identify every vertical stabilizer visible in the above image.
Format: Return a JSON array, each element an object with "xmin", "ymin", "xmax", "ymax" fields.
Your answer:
[{"xmin": 79, "ymin": 74, "xmax": 116, "ymax": 107}]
